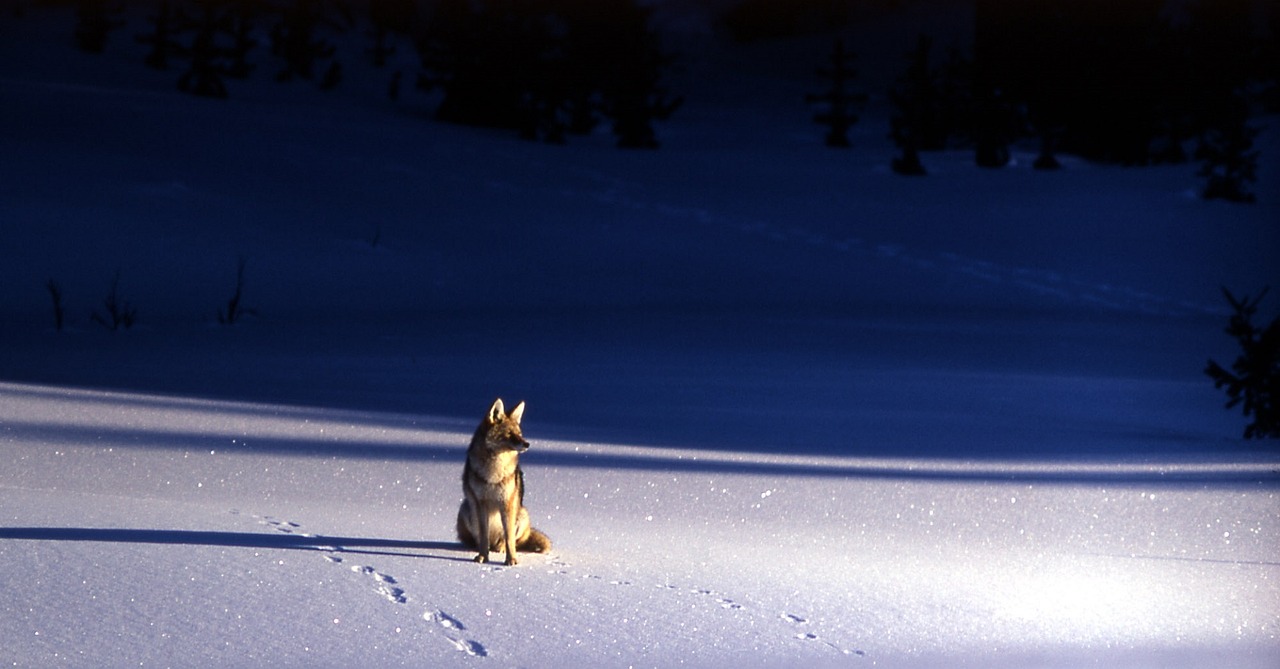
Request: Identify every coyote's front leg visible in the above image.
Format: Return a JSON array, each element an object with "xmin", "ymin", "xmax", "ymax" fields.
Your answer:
[
  {"xmin": 501, "ymin": 496, "xmax": 520, "ymax": 566},
  {"xmin": 472, "ymin": 500, "xmax": 491, "ymax": 564}
]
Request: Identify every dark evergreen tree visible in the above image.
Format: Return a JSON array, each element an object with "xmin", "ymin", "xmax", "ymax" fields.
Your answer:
[
  {"xmin": 975, "ymin": 0, "xmax": 1167, "ymax": 165},
  {"xmin": 1206, "ymin": 288, "xmax": 1279, "ymax": 439},
  {"xmin": 138, "ymin": 1, "xmax": 261, "ymax": 97},
  {"xmin": 1198, "ymin": 94, "xmax": 1259, "ymax": 203},
  {"xmin": 806, "ymin": 38, "xmax": 867, "ymax": 148},
  {"xmin": 415, "ymin": 0, "xmax": 678, "ymax": 147},
  {"xmin": 319, "ymin": 60, "xmax": 342, "ymax": 89},
  {"xmin": 74, "ymin": 0, "xmax": 123, "ymax": 54},
  {"xmin": 365, "ymin": 20, "xmax": 396, "ymax": 67},
  {"xmin": 136, "ymin": 0, "xmax": 183, "ymax": 70},
  {"xmin": 720, "ymin": 0, "xmax": 854, "ymax": 43},
  {"xmin": 972, "ymin": 86, "xmax": 1015, "ymax": 168},
  {"xmin": 975, "ymin": 0, "xmax": 1050, "ymax": 168},
  {"xmin": 1032, "ymin": 131, "xmax": 1062, "ymax": 170},
  {"xmin": 552, "ymin": 0, "xmax": 656, "ymax": 139},
  {"xmin": 366, "ymin": 0, "xmax": 415, "ymax": 68},
  {"xmin": 606, "ymin": 82, "xmax": 681, "ymax": 149},
  {"xmin": 514, "ymin": 1, "xmax": 577, "ymax": 143},
  {"xmin": 968, "ymin": 6, "xmax": 1018, "ymax": 169},
  {"xmin": 936, "ymin": 45, "xmax": 974, "ymax": 145},
  {"xmin": 1263, "ymin": 11, "xmax": 1280, "ymax": 114},
  {"xmin": 387, "ymin": 69, "xmax": 403, "ymax": 100},
  {"xmin": 888, "ymin": 36, "xmax": 936, "ymax": 175},
  {"xmin": 1168, "ymin": 0, "xmax": 1259, "ymax": 145},
  {"xmin": 177, "ymin": 4, "xmax": 234, "ymax": 98},
  {"xmin": 271, "ymin": 0, "xmax": 341, "ymax": 84},
  {"xmin": 973, "ymin": 0, "xmax": 1269, "ymax": 172},
  {"xmin": 223, "ymin": 0, "xmax": 265, "ymax": 79},
  {"xmin": 1068, "ymin": 0, "xmax": 1165, "ymax": 165},
  {"xmin": 1160, "ymin": 0, "xmax": 1263, "ymax": 201},
  {"xmin": 415, "ymin": 0, "xmax": 544, "ymax": 129},
  {"xmin": 598, "ymin": 0, "xmax": 681, "ymax": 149}
]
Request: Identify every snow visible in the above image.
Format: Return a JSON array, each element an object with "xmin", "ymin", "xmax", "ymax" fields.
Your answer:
[
  {"xmin": 3, "ymin": 382, "xmax": 1277, "ymax": 667},
  {"xmin": 1, "ymin": 4, "xmax": 1278, "ymax": 668}
]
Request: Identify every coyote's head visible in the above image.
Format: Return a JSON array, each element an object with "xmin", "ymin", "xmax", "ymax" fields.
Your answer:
[{"xmin": 480, "ymin": 398, "xmax": 529, "ymax": 453}]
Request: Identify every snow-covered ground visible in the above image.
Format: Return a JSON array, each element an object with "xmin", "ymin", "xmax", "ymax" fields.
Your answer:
[
  {"xmin": 1, "ymin": 4, "xmax": 1278, "ymax": 667},
  {"xmin": 2, "ymin": 380, "xmax": 1277, "ymax": 668}
]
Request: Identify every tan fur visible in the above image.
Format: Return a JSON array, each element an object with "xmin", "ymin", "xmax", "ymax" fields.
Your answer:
[{"xmin": 456, "ymin": 399, "xmax": 551, "ymax": 565}]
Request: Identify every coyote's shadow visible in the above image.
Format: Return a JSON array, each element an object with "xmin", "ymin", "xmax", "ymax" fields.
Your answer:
[{"xmin": 0, "ymin": 527, "xmax": 469, "ymax": 562}]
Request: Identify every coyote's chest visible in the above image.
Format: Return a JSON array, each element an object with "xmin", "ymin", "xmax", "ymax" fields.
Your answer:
[{"xmin": 467, "ymin": 450, "xmax": 520, "ymax": 498}]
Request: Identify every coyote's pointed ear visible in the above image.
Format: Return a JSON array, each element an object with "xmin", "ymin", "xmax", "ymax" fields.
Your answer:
[
  {"xmin": 509, "ymin": 401, "xmax": 525, "ymax": 425},
  {"xmin": 488, "ymin": 398, "xmax": 505, "ymax": 424}
]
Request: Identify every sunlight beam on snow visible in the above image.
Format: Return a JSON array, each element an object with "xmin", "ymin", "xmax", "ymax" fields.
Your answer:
[
  {"xmin": 3, "ymin": 382, "xmax": 1277, "ymax": 484},
  {"xmin": 991, "ymin": 567, "xmax": 1160, "ymax": 635}
]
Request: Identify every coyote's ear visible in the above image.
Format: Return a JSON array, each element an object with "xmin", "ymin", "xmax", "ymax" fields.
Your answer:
[
  {"xmin": 488, "ymin": 398, "xmax": 505, "ymax": 424},
  {"xmin": 509, "ymin": 401, "xmax": 525, "ymax": 425}
]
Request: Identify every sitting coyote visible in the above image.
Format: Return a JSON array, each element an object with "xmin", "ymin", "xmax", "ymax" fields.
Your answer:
[{"xmin": 456, "ymin": 399, "xmax": 551, "ymax": 565}]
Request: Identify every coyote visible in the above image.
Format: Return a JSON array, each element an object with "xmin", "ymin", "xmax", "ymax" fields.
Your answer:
[{"xmin": 456, "ymin": 399, "xmax": 552, "ymax": 565}]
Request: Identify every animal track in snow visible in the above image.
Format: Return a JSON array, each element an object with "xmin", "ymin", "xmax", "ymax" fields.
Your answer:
[
  {"xmin": 235, "ymin": 511, "xmax": 489, "ymax": 658},
  {"xmin": 247, "ymin": 513, "xmax": 323, "ymax": 541},
  {"xmin": 678, "ymin": 587, "xmax": 746, "ymax": 612},
  {"xmin": 426, "ymin": 609, "xmax": 466, "ymax": 630},
  {"xmin": 351, "ymin": 564, "xmax": 408, "ymax": 604},
  {"xmin": 425, "ymin": 609, "xmax": 485, "ymax": 654},
  {"xmin": 599, "ymin": 574, "xmax": 863, "ymax": 659},
  {"xmin": 783, "ymin": 612, "xmax": 865, "ymax": 657},
  {"xmin": 448, "ymin": 637, "xmax": 488, "ymax": 657},
  {"xmin": 260, "ymin": 517, "xmax": 303, "ymax": 534}
]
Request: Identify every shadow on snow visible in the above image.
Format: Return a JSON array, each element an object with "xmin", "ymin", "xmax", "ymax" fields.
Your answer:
[
  {"xmin": 4, "ymin": 419, "xmax": 1277, "ymax": 487},
  {"xmin": 0, "ymin": 526, "xmax": 471, "ymax": 562}
]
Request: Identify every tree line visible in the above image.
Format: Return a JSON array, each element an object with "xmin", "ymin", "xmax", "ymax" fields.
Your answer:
[
  {"xmin": 810, "ymin": 0, "xmax": 1273, "ymax": 202},
  {"xmin": 36, "ymin": 1, "xmax": 1280, "ymax": 198}
]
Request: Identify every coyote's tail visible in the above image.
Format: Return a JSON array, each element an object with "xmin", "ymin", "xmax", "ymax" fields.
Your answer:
[{"xmin": 519, "ymin": 527, "xmax": 552, "ymax": 553}]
